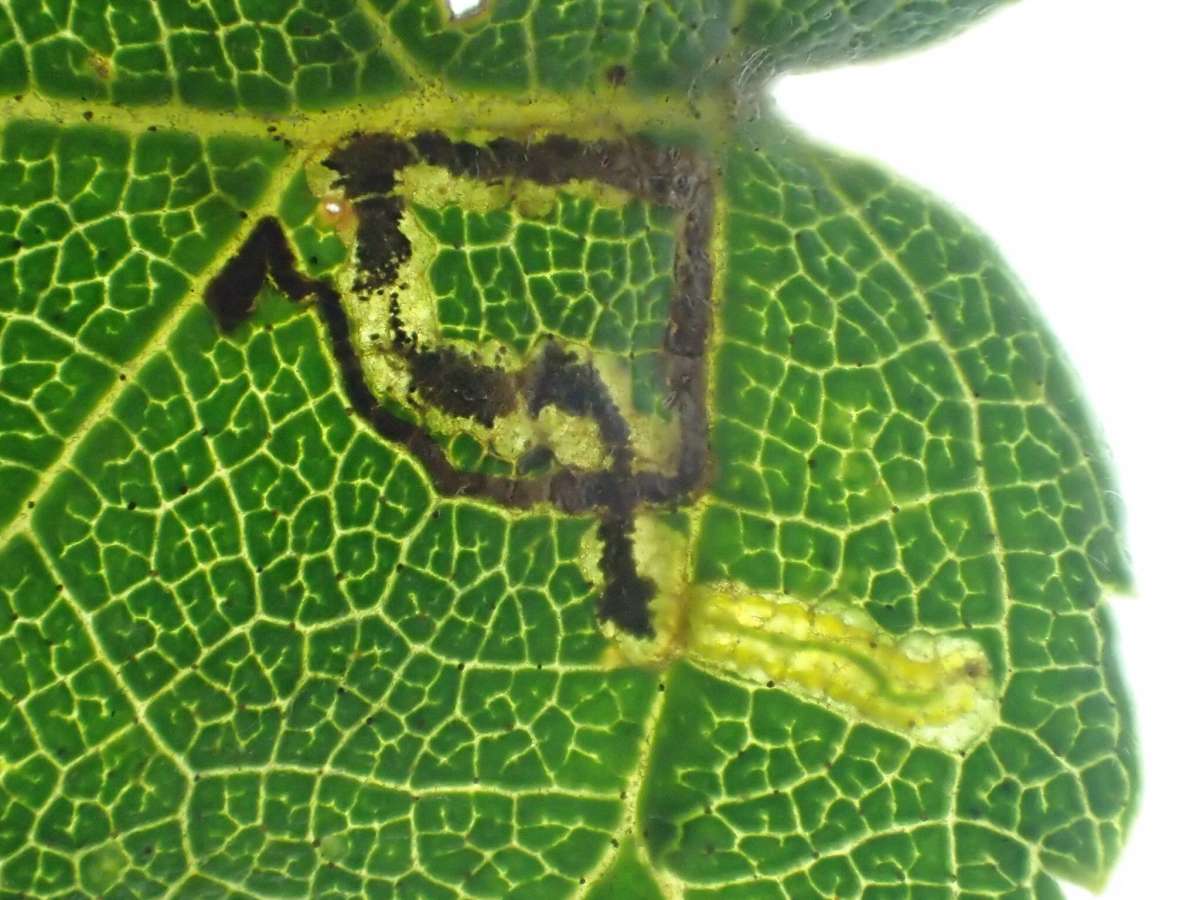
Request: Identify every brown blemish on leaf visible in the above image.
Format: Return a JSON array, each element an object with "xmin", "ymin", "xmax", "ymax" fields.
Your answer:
[
  {"xmin": 87, "ymin": 52, "xmax": 111, "ymax": 81},
  {"xmin": 315, "ymin": 192, "xmax": 355, "ymax": 230}
]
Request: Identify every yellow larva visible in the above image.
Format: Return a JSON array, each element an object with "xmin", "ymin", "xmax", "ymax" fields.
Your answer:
[
  {"xmin": 682, "ymin": 585, "xmax": 999, "ymax": 752},
  {"xmin": 598, "ymin": 515, "xmax": 999, "ymax": 753}
]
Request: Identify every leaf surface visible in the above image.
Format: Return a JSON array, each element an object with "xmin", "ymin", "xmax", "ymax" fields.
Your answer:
[{"xmin": 0, "ymin": 3, "xmax": 1135, "ymax": 898}]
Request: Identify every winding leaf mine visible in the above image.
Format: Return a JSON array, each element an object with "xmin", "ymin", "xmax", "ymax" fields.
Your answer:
[{"xmin": 0, "ymin": 2, "xmax": 1136, "ymax": 898}]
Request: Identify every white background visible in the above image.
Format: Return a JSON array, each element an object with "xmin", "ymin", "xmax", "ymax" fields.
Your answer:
[{"xmin": 773, "ymin": 1, "xmax": 1199, "ymax": 896}]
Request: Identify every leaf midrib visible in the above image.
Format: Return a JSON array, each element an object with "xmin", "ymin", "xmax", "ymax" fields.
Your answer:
[{"xmin": 0, "ymin": 79, "xmax": 726, "ymax": 149}]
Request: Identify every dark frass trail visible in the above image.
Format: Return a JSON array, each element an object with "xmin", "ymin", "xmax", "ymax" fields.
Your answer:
[{"xmin": 206, "ymin": 131, "xmax": 716, "ymax": 638}]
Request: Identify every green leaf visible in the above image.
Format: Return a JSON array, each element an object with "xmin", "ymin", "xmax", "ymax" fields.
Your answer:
[{"xmin": 0, "ymin": 2, "xmax": 1135, "ymax": 898}]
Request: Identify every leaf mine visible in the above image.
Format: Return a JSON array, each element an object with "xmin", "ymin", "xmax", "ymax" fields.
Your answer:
[{"xmin": 0, "ymin": 3, "xmax": 1136, "ymax": 897}]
